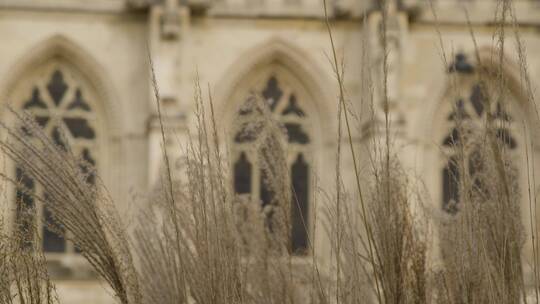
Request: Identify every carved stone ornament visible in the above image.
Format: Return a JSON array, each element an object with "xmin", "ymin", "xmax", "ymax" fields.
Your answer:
[
  {"xmin": 366, "ymin": 1, "xmax": 409, "ymax": 135},
  {"xmin": 368, "ymin": 1, "xmax": 407, "ymax": 106}
]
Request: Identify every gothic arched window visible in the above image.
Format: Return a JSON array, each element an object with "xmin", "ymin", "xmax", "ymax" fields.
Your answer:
[
  {"xmin": 232, "ymin": 73, "xmax": 312, "ymax": 255},
  {"xmin": 440, "ymin": 76, "xmax": 520, "ymax": 213},
  {"xmin": 12, "ymin": 62, "xmax": 99, "ymax": 255}
]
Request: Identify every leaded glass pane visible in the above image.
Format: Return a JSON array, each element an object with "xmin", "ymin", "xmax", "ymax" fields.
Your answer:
[
  {"xmin": 448, "ymin": 53, "xmax": 474, "ymax": 74},
  {"xmin": 46, "ymin": 70, "xmax": 68, "ymax": 106},
  {"xmin": 496, "ymin": 128, "xmax": 517, "ymax": 149},
  {"xmin": 81, "ymin": 148, "xmax": 96, "ymax": 186},
  {"xmin": 233, "ymin": 73, "xmax": 311, "ymax": 256},
  {"xmin": 447, "ymin": 99, "xmax": 470, "ymax": 121},
  {"xmin": 35, "ymin": 116, "xmax": 49, "ymax": 128},
  {"xmin": 15, "ymin": 167, "xmax": 35, "ymax": 243},
  {"xmin": 63, "ymin": 117, "xmax": 95, "ymax": 139},
  {"xmin": 24, "ymin": 88, "xmax": 47, "ymax": 110},
  {"xmin": 442, "ymin": 157, "xmax": 459, "ymax": 213},
  {"xmin": 494, "ymin": 103, "xmax": 512, "ymax": 121},
  {"xmin": 42, "ymin": 201, "xmax": 66, "ymax": 253},
  {"xmin": 285, "ymin": 123, "xmax": 309, "ymax": 144},
  {"xmin": 51, "ymin": 127, "xmax": 68, "ymax": 151},
  {"xmin": 67, "ymin": 89, "xmax": 91, "ymax": 111},
  {"xmin": 442, "ymin": 128, "xmax": 460, "ymax": 147},
  {"xmin": 291, "ymin": 153, "xmax": 309, "ymax": 254},
  {"xmin": 15, "ymin": 65, "xmax": 98, "ymax": 254},
  {"xmin": 282, "ymin": 95, "xmax": 305, "ymax": 117},
  {"xmin": 470, "ymin": 84, "xmax": 485, "ymax": 116},
  {"xmin": 234, "ymin": 152, "xmax": 252, "ymax": 194},
  {"xmin": 259, "ymin": 169, "xmax": 274, "ymax": 208},
  {"xmin": 441, "ymin": 79, "xmax": 519, "ymax": 214},
  {"xmin": 262, "ymin": 76, "xmax": 283, "ymax": 111},
  {"xmin": 468, "ymin": 149, "xmax": 488, "ymax": 197},
  {"xmin": 235, "ymin": 121, "xmax": 264, "ymax": 143}
]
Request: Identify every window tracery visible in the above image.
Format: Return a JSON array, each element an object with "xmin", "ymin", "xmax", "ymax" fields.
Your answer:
[
  {"xmin": 14, "ymin": 64, "xmax": 99, "ymax": 254},
  {"xmin": 440, "ymin": 79, "xmax": 519, "ymax": 213},
  {"xmin": 232, "ymin": 74, "xmax": 312, "ymax": 254}
]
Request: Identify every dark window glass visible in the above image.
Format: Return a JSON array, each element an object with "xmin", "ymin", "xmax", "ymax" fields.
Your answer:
[
  {"xmin": 259, "ymin": 169, "xmax": 276, "ymax": 233},
  {"xmin": 234, "ymin": 121, "xmax": 264, "ymax": 143},
  {"xmin": 81, "ymin": 148, "xmax": 96, "ymax": 186},
  {"xmin": 20, "ymin": 116, "xmax": 49, "ymax": 137},
  {"xmin": 470, "ymin": 84, "xmax": 485, "ymax": 116},
  {"xmin": 448, "ymin": 53, "xmax": 474, "ymax": 74},
  {"xmin": 282, "ymin": 95, "xmax": 305, "ymax": 117},
  {"xmin": 63, "ymin": 117, "xmax": 95, "ymax": 139},
  {"xmin": 15, "ymin": 167, "xmax": 35, "ymax": 247},
  {"xmin": 23, "ymin": 88, "xmax": 47, "ymax": 110},
  {"xmin": 443, "ymin": 157, "xmax": 460, "ymax": 213},
  {"xmin": 234, "ymin": 152, "xmax": 252, "ymax": 194},
  {"xmin": 496, "ymin": 128, "xmax": 517, "ymax": 149},
  {"xmin": 259, "ymin": 169, "xmax": 274, "ymax": 208},
  {"xmin": 46, "ymin": 70, "xmax": 68, "ymax": 106},
  {"xmin": 447, "ymin": 99, "xmax": 470, "ymax": 121},
  {"xmin": 18, "ymin": 67, "xmax": 97, "ymax": 254},
  {"xmin": 51, "ymin": 127, "xmax": 68, "ymax": 151},
  {"xmin": 82, "ymin": 148, "xmax": 95, "ymax": 166},
  {"xmin": 67, "ymin": 89, "xmax": 91, "ymax": 111},
  {"xmin": 468, "ymin": 149, "xmax": 488, "ymax": 197},
  {"xmin": 285, "ymin": 123, "xmax": 310, "ymax": 144},
  {"xmin": 291, "ymin": 154, "xmax": 309, "ymax": 254},
  {"xmin": 42, "ymin": 200, "xmax": 66, "ymax": 253},
  {"xmin": 493, "ymin": 103, "xmax": 512, "ymax": 121},
  {"xmin": 238, "ymin": 96, "xmax": 255, "ymax": 116},
  {"xmin": 442, "ymin": 128, "xmax": 460, "ymax": 147},
  {"xmin": 35, "ymin": 116, "xmax": 49, "ymax": 128},
  {"xmin": 234, "ymin": 75, "xmax": 311, "ymax": 255},
  {"xmin": 442, "ymin": 80, "xmax": 519, "ymax": 214},
  {"xmin": 262, "ymin": 76, "xmax": 283, "ymax": 111}
]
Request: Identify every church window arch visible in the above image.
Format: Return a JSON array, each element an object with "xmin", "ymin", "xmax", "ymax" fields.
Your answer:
[
  {"xmin": 10, "ymin": 59, "xmax": 101, "ymax": 255},
  {"xmin": 440, "ymin": 59, "xmax": 522, "ymax": 213},
  {"xmin": 231, "ymin": 69, "xmax": 313, "ymax": 254}
]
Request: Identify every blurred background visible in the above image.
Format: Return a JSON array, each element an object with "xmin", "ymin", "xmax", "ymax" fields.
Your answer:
[{"xmin": 1, "ymin": 0, "xmax": 540, "ymax": 303}]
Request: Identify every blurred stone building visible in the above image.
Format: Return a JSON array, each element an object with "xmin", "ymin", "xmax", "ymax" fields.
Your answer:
[{"xmin": 1, "ymin": 0, "xmax": 540, "ymax": 303}]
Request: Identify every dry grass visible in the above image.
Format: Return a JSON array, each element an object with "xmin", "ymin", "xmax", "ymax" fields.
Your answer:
[
  {"xmin": 427, "ymin": 0, "xmax": 536, "ymax": 302},
  {"xmin": 0, "ymin": 0, "xmax": 538, "ymax": 303},
  {"xmin": 133, "ymin": 70, "xmax": 308, "ymax": 304},
  {"xmin": 0, "ymin": 215, "xmax": 57, "ymax": 304},
  {"xmin": 0, "ymin": 110, "xmax": 141, "ymax": 304},
  {"xmin": 322, "ymin": 0, "xmax": 429, "ymax": 303}
]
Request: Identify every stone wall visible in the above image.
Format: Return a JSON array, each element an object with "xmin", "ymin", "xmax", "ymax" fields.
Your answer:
[{"xmin": 1, "ymin": 0, "xmax": 540, "ymax": 302}]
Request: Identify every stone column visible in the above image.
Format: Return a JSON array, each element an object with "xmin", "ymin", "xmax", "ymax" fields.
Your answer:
[
  {"xmin": 147, "ymin": 0, "xmax": 190, "ymax": 187},
  {"xmin": 366, "ymin": 0, "xmax": 408, "ymax": 141}
]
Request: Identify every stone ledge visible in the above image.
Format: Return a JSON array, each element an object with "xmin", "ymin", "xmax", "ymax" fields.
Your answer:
[
  {"xmin": 0, "ymin": 0, "xmax": 128, "ymax": 14},
  {"xmin": 415, "ymin": 0, "xmax": 540, "ymax": 26}
]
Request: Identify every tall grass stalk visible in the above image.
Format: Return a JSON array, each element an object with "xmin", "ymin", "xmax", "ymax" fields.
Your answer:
[
  {"xmin": 430, "ymin": 0, "xmax": 536, "ymax": 302},
  {"xmin": 0, "ymin": 0, "xmax": 539, "ymax": 303},
  {"xmin": 0, "ymin": 215, "xmax": 57, "ymax": 304},
  {"xmin": 134, "ymin": 58, "xmax": 314, "ymax": 304},
  {"xmin": 323, "ymin": 0, "xmax": 428, "ymax": 303},
  {"xmin": 0, "ymin": 109, "xmax": 142, "ymax": 304}
]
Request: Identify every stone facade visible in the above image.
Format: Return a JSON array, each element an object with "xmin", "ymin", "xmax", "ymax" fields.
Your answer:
[{"xmin": 1, "ymin": 0, "xmax": 540, "ymax": 303}]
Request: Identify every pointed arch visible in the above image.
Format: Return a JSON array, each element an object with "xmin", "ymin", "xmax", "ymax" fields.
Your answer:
[
  {"xmin": 416, "ymin": 49, "xmax": 540, "ymax": 204},
  {"xmin": 214, "ymin": 37, "xmax": 334, "ymax": 142},
  {"xmin": 0, "ymin": 35, "xmax": 120, "ymax": 257},
  {"xmin": 417, "ymin": 47, "xmax": 540, "ymax": 153},
  {"xmin": 414, "ymin": 47, "xmax": 540, "ymax": 271},
  {"xmin": 0, "ymin": 35, "xmax": 124, "ymax": 138},
  {"xmin": 421, "ymin": 49, "xmax": 535, "ymax": 208},
  {"xmin": 219, "ymin": 37, "xmax": 332, "ymax": 255}
]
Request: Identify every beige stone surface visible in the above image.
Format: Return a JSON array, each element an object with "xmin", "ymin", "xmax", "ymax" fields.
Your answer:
[{"xmin": 1, "ymin": 0, "xmax": 540, "ymax": 302}]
